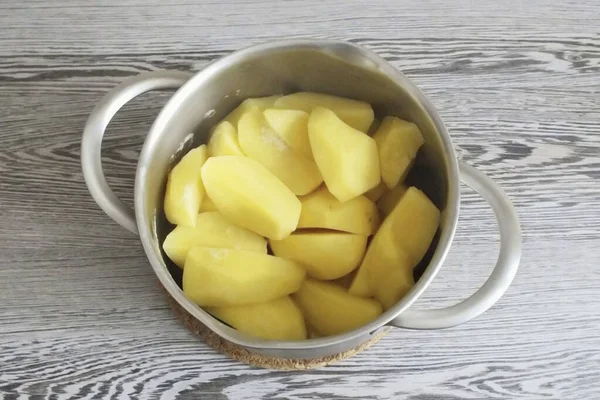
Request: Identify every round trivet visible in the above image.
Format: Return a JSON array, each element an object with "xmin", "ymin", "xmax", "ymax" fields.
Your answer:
[{"xmin": 162, "ymin": 286, "xmax": 389, "ymax": 370}]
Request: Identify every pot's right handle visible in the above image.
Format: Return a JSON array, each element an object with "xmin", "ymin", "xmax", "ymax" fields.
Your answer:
[
  {"xmin": 81, "ymin": 70, "xmax": 193, "ymax": 234},
  {"xmin": 389, "ymin": 161, "xmax": 521, "ymax": 329}
]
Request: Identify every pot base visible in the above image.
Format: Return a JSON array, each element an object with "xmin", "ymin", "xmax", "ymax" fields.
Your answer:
[{"xmin": 161, "ymin": 284, "xmax": 389, "ymax": 370}]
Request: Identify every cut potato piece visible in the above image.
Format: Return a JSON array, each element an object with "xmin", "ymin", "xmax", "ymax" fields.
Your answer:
[
  {"xmin": 373, "ymin": 117, "xmax": 424, "ymax": 189},
  {"xmin": 198, "ymin": 195, "xmax": 218, "ymax": 212},
  {"xmin": 263, "ymin": 108, "xmax": 312, "ymax": 159},
  {"xmin": 225, "ymin": 95, "xmax": 281, "ymax": 127},
  {"xmin": 365, "ymin": 181, "xmax": 386, "ymax": 202},
  {"xmin": 298, "ymin": 186, "xmax": 379, "ymax": 235},
  {"xmin": 275, "ymin": 92, "xmax": 374, "ymax": 133},
  {"xmin": 372, "ymin": 253, "xmax": 415, "ymax": 310},
  {"xmin": 183, "ymin": 247, "xmax": 306, "ymax": 307},
  {"xmin": 207, "ymin": 296, "xmax": 306, "ymax": 340},
  {"xmin": 364, "ymin": 238, "xmax": 414, "ymax": 309},
  {"xmin": 207, "ymin": 121, "xmax": 244, "ymax": 157},
  {"xmin": 270, "ymin": 232, "xmax": 367, "ymax": 280},
  {"xmin": 201, "ymin": 156, "xmax": 301, "ymax": 240},
  {"xmin": 239, "ymin": 109, "xmax": 323, "ymax": 195},
  {"xmin": 163, "ymin": 212, "xmax": 267, "ymax": 268},
  {"xmin": 308, "ymin": 107, "xmax": 380, "ymax": 202},
  {"xmin": 164, "ymin": 145, "xmax": 208, "ymax": 227},
  {"xmin": 378, "ymin": 184, "xmax": 408, "ymax": 219},
  {"xmin": 347, "ymin": 259, "xmax": 372, "ymax": 297},
  {"xmin": 352, "ymin": 187, "xmax": 439, "ymax": 300},
  {"xmin": 294, "ymin": 279, "xmax": 382, "ymax": 336}
]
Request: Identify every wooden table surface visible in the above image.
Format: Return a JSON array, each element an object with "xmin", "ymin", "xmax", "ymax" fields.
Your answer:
[{"xmin": 1, "ymin": 1, "xmax": 599, "ymax": 399}]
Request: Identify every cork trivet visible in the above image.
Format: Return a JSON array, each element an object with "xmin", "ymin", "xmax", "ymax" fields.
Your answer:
[{"xmin": 161, "ymin": 286, "xmax": 389, "ymax": 370}]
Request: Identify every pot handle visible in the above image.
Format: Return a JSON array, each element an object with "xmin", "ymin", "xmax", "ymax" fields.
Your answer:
[
  {"xmin": 81, "ymin": 71, "xmax": 193, "ymax": 235},
  {"xmin": 388, "ymin": 161, "xmax": 521, "ymax": 329}
]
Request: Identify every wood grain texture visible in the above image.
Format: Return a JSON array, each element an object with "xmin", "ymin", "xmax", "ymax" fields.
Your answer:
[{"xmin": 1, "ymin": 0, "xmax": 599, "ymax": 398}]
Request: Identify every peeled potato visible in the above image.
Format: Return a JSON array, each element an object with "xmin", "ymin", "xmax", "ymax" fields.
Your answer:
[
  {"xmin": 207, "ymin": 296, "xmax": 307, "ymax": 340},
  {"xmin": 377, "ymin": 184, "xmax": 408, "ymax": 219},
  {"xmin": 225, "ymin": 95, "xmax": 281, "ymax": 127},
  {"xmin": 238, "ymin": 109, "xmax": 323, "ymax": 195},
  {"xmin": 207, "ymin": 121, "xmax": 244, "ymax": 157},
  {"xmin": 163, "ymin": 212, "xmax": 267, "ymax": 268},
  {"xmin": 308, "ymin": 107, "xmax": 380, "ymax": 202},
  {"xmin": 365, "ymin": 181, "xmax": 386, "ymax": 202},
  {"xmin": 332, "ymin": 270, "xmax": 357, "ymax": 289},
  {"xmin": 294, "ymin": 279, "xmax": 382, "ymax": 336},
  {"xmin": 351, "ymin": 187, "xmax": 439, "ymax": 301},
  {"xmin": 347, "ymin": 261, "xmax": 372, "ymax": 297},
  {"xmin": 270, "ymin": 232, "xmax": 368, "ymax": 280},
  {"xmin": 298, "ymin": 186, "xmax": 379, "ymax": 235},
  {"xmin": 198, "ymin": 195, "xmax": 218, "ymax": 212},
  {"xmin": 164, "ymin": 145, "xmax": 208, "ymax": 227},
  {"xmin": 263, "ymin": 108, "xmax": 312, "ymax": 159},
  {"xmin": 371, "ymin": 249, "xmax": 415, "ymax": 310},
  {"xmin": 275, "ymin": 92, "xmax": 374, "ymax": 133},
  {"xmin": 201, "ymin": 156, "xmax": 301, "ymax": 240},
  {"xmin": 183, "ymin": 247, "xmax": 306, "ymax": 307},
  {"xmin": 372, "ymin": 117, "xmax": 424, "ymax": 189}
]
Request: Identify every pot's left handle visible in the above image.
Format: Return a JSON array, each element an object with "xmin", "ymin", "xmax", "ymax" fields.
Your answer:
[{"xmin": 81, "ymin": 71, "xmax": 193, "ymax": 235}]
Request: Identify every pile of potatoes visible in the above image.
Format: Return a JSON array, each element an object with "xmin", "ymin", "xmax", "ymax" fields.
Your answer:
[{"xmin": 162, "ymin": 92, "xmax": 440, "ymax": 340}]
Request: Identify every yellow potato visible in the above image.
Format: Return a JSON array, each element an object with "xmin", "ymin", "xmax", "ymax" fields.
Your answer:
[
  {"xmin": 201, "ymin": 156, "xmax": 301, "ymax": 240},
  {"xmin": 372, "ymin": 116, "xmax": 424, "ymax": 189},
  {"xmin": 163, "ymin": 212, "xmax": 267, "ymax": 268},
  {"xmin": 225, "ymin": 95, "xmax": 281, "ymax": 127},
  {"xmin": 297, "ymin": 186, "xmax": 379, "ymax": 235},
  {"xmin": 347, "ymin": 259, "xmax": 372, "ymax": 297},
  {"xmin": 207, "ymin": 296, "xmax": 307, "ymax": 340},
  {"xmin": 372, "ymin": 252, "xmax": 415, "ymax": 310},
  {"xmin": 351, "ymin": 187, "xmax": 439, "ymax": 300},
  {"xmin": 198, "ymin": 195, "xmax": 218, "ymax": 212},
  {"xmin": 377, "ymin": 184, "xmax": 408, "ymax": 219},
  {"xmin": 308, "ymin": 107, "xmax": 380, "ymax": 202},
  {"xmin": 207, "ymin": 121, "xmax": 244, "ymax": 157},
  {"xmin": 263, "ymin": 108, "xmax": 312, "ymax": 159},
  {"xmin": 270, "ymin": 232, "xmax": 368, "ymax": 280},
  {"xmin": 164, "ymin": 145, "xmax": 208, "ymax": 227},
  {"xmin": 183, "ymin": 247, "xmax": 306, "ymax": 307},
  {"xmin": 238, "ymin": 109, "xmax": 323, "ymax": 195},
  {"xmin": 365, "ymin": 181, "xmax": 386, "ymax": 202},
  {"xmin": 294, "ymin": 279, "xmax": 382, "ymax": 336},
  {"xmin": 275, "ymin": 92, "xmax": 374, "ymax": 133}
]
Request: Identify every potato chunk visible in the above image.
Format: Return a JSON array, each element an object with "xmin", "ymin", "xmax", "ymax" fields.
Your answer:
[
  {"xmin": 275, "ymin": 92, "xmax": 374, "ymax": 133},
  {"xmin": 294, "ymin": 279, "xmax": 382, "ymax": 336},
  {"xmin": 183, "ymin": 247, "xmax": 305, "ymax": 307},
  {"xmin": 164, "ymin": 145, "xmax": 208, "ymax": 227},
  {"xmin": 201, "ymin": 156, "xmax": 301, "ymax": 240},
  {"xmin": 238, "ymin": 109, "xmax": 323, "ymax": 195},
  {"xmin": 350, "ymin": 187, "xmax": 439, "ymax": 302},
  {"xmin": 207, "ymin": 121, "xmax": 244, "ymax": 157},
  {"xmin": 207, "ymin": 296, "xmax": 306, "ymax": 340},
  {"xmin": 163, "ymin": 212, "xmax": 267, "ymax": 268},
  {"xmin": 225, "ymin": 95, "xmax": 281, "ymax": 127},
  {"xmin": 308, "ymin": 107, "xmax": 380, "ymax": 202},
  {"xmin": 297, "ymin": 186, "xmax": 379, "ymax": 235},
  {"xmin": 377, "ymin": 184, "xmax": 408, "ymax": 219},
  {"xmin": 270, "ymin": 232, "xmax": 367, "ymax": 280},
  {"xmin": 263, "ymin": 108, "xmax": 312, "ymax": 159},
  {"xmin": 372, "ymin": 117, "xmax": 424, "ymax": 188}
]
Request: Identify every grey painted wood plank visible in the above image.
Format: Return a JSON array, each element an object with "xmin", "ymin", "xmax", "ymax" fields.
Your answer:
[{"xmin": 1, "ymin": 0, "xmax": 599, "ymax": 398}]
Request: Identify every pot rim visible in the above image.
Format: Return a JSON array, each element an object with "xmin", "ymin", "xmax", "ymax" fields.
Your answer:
[{"xmin": 135, "ymin": 39, "xmax": 460, "ymax": 350}]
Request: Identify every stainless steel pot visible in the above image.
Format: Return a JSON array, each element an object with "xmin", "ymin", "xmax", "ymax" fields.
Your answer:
[{"xmin": 81, "ymin": 39, "xmax": 521, "ymax": 359}]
